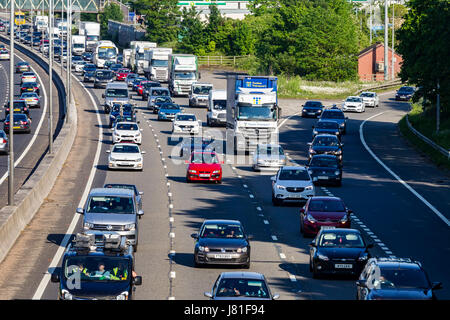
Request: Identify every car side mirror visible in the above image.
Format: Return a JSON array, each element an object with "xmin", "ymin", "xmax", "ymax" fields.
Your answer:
[
  {"xmin": 133, "ymin": 276, "xmax": 142, "ymax": 286},
  {"xmin": 356, "ymin": 280, "xmax": 367, "ymax": 288},
  {"xmin": 309, "ymin": 240, "xmax": 316, "ymax": 247},
  {"xmin": 106, "ymin": 150, "xmax": 110, "ymax": 153},
  {"xmin": 432, "ymin": 282, "xmax": 443, "ymax": 290},
  {"xmin": 341, "ymin": 143, "xmax": 344, "ymax": 147},
  {"xmin": 198, "ymin": 72, "xmax": 201, "ymax": 79},
  {"xmin": 140, "ymin": 129, "xmax": 143, "ymax": 132},
  {"xmin": 307, "ymin": 142, "xmax": 312, "ymax": 146},
  {"xmin": 139, "ymin": 191, "xmax": 144, "ymax": 195},
  {"xmin": 141, "ymin": 151, "xmax": 146, "ymax": 154},
  {"xmin": 347, "ymin": 209, "xmax": 353, "ymax": 214},
  {"xmin": 190, "ymin": 233, "xmax": 198, "ymax": 239},
  {"xmin": 76, "ymin": 208, "xmax": 84, "ymax": 214},
  {"xmin": 204, "ymin": 292, "xmax": 212, "ymax": 298},
  {"xmin": 270, "ymin": 176, "xmax": 276, "ymax": 181},
  {"xmin": 51, "ymin": 272, "xmax": 60, "ymax": 283},
  {"xmin": 185, "ymin": 160, "xmax": 189, "ymax": 164},
  {"xmin": 312, "ymin": 125, "xmax": 314, "ymax": 129},
  {"xmin": 300, "ymin": 208, "xmax": 305, "ymax": 213},
  {"xmin": 346, "ymin": 117, "xmax": 348, "ymax": 120},
  {"xmin": 272, "ymin": 294, "xmax": 280, "ymax": 300},
  {"xmin": 137, "ymin": 210, "xmax": 144, "ymax": 217}
]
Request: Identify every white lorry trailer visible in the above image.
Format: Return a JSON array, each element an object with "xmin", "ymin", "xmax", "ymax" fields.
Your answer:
[{"xmin": 79, "ymin": 22, "xmax": 100, "ymax": 52}]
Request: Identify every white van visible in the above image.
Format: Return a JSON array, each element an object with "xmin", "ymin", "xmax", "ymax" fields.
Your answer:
[{"xmin": 206, "ymin": 89, "xmax": 227, "ymax": 127}]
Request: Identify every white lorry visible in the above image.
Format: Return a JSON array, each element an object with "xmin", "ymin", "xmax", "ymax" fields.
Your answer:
[
  {"xmin": 71, "ymin": 35, "xmax": 86, "ymax": 55},
  {"xmin": 189, "ymin": 82, "xmax": 213, "ymax": 107},
  {"xmin": 79, "ymin": 22, "xmax": 100, "ymax": 52},
  {"xmin": 123, "ymin": 49, "xmax": 133, "ymax": 69},
  {"xmin": 93, "ymin": 40, "xmax": 118, "ymax": 68},
  {"xmin": 143, "ymin": 47, "xmax": 172, "ymax": 82},
  {"xmin": 168, "ymin": 54, "xmax": 199, "ymax": 96},
  {"xmin": 129, "ymin": 41, "xmax": 157, "ymax": 75}
]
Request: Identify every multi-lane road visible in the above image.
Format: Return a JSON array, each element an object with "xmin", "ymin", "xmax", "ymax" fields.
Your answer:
[{"xmin": 0, "ymin": 53, "xmax": 448, "ymax": 300}]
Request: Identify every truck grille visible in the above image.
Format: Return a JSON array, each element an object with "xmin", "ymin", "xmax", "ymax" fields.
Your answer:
[
  {"xmin": 241, "ymin": 128, "xmax": 274, "ymax": 140},
  {"xmin": 155, "ymin": 70, "xmax": 167, "ymax": 80}
]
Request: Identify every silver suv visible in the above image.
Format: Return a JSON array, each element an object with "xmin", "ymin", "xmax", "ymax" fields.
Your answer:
[{"xmin": 77, "ymin": 188, "xmax": 144, "ymax": 251}]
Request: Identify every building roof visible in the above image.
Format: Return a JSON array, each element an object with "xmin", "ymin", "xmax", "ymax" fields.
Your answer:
[{"xmin": 358, "ymin": 41, "xmax": 400, "ymax": 58}]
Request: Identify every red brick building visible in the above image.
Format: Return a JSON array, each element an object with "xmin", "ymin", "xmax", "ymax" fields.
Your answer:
[{"xmin": 358, "ymin": 42, "xmax": 403, "ymax": 82}]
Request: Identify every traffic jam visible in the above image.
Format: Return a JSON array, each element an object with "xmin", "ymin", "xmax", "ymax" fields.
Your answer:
[{"xmin": 0, "ymin": 15, "xmax": 444, "ymax": 302}]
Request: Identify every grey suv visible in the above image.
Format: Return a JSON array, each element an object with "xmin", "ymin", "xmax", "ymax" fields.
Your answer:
[{"xmin": 77, "ymin": 188, "xmax": 144, "ymax": 251}]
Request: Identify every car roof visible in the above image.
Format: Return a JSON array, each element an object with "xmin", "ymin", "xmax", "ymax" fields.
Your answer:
[
  {"xmin": 280, "ymin": 165, "xmax": 307, "ymax": 170},
  {"xmin": 310, "ymin": 196, "xmax": 342, "ymax": 201},
  {"xmin": 89, "ymin": 188, "xmax": 134, "ymax": 197},
  {"xmin": 204, "ymin": 219, "xmax": 242, "ymax": 225},
  {"xmin": 112, "ymin": 143, "xmax": 139, "ymax": 147},
  {"xmin": 320, "ymin": 228, "xmax": 361, "ymax": 235},
  {"xmin": 310, "ymin": 154, "xmax": 339, "ymax": 160},
  {"xmin": 106, "ymin": 82, "xmax": 128, "ymax": 89},
  {"xmin": 220, "ymin": 272, "xmax": 265, "ymax": 280},
  {"xmin": 314, "ymin": 134, "xmax": 339, "ymax": 138}
]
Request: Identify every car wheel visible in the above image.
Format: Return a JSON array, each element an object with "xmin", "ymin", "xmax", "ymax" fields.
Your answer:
[
  {"xmin": 194, "ymin": 256, "xmax": 201, "ymax": 268},
  {"xmin": 309, "ymin": 259, "xmax": 313, "ymax": 272},
  {"xmin": 216, "ymin": 180, "xmax": 222, "ymax": 184},
  {"xmin": 243, "ymin": 262, "xmax": 250, "ymax": 269},
  {"xmin": 272, "ymin": 194, "xmax": 282, "ymax": 206},
  {"xmin": 186, "ymin": 176, "xmax": 191, "ymax": 183},
  {"xmin": 133, "ymin": 244, "xmax": 138, "ymax": 252}
]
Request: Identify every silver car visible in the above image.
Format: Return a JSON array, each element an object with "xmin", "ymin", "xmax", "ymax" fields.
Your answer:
[
  {"xmin": 76, "ymin": 188, "xmax": 144, "ymax": 251},
  {"xmin": 204, "ymin": 272, "xmax": 280, "ymax": 300},
  {"xmin": 252, "ymin": 144, "xmax": 287, "ymax": 171},
  {"xmin": 20, "ymin": 92, "xmax": 40, "ymax": 108},
  {"xmin": 0, "ymin": 130, "xmax": 8, "ymax": 154}
]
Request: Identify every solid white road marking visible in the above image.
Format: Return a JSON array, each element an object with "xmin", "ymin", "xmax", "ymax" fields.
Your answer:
[
  {"xmin": 263, "ymin": 220, "xmax": 269, "ymax": 224},
  {"xmin": 271, "ymin": 235, "xmax": 278, "ymax": 241},
  {"xmin": 279, "ymin": 253, "xmax": 286, "ymax": 259},
  {"xmin": 289, "ymin": 275, "xmax": 297, "ymax": 282}
]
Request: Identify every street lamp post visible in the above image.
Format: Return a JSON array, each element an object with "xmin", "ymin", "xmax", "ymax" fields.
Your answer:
[
  {"xmin": 49, "ymin": 0, "xmax": 53, "ymax": 153},
  {"xmin": 8, "ymin": 0, "xmax": 15, "ymax": 205},
  {"xmin": 391, "ymin": 0, "xmax": 395, "ymax": 80},
  {"xmin": 384, "ymin": 0, "xmax": 389, "ymax": 81}
]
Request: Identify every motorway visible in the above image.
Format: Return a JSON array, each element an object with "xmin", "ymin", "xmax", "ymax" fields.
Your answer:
[
  {"xmin": 0, "ymin": 37, "xmax": 63, "ymax": 208},
  {"xmin": 0, "ymin": 48, "xmax": 448, "ymax": 300}
]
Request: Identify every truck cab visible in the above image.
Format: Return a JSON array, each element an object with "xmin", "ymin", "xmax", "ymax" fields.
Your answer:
[
  {"xmin": 207, "ymin": 89, "xmax": 227, "ymax": 127},
  {"xmin": 189, "ymin": 83, "xmax": 213, "ymax": 108},
  {"xmin": 51, "ymin": 233, "xmax": 142, "ymax": 300}
]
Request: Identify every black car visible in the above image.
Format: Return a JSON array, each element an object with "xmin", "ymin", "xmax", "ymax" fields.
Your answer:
[
  {"xmin": 122, "ymin": 104, "xmax": 137, "ymax": 122},
  {"xmin": 3, "ymin": 113, "xmax": 31, "ymax": 134},
  {"xmin": 117, "ymin": 54, "xmax": 123, "ymax": 64},
  {"xmin": 53, "ymin": 46, "xmax": 62, "ymax": 61},
  {"xmin": 307, "ymin": 154, "xmax": 342, "ymax": 186},
  {"xmin": 302, "ymin": 101, "xmax": 324, "ymax": 118},
  {"xmin": 103, "ymin": 183, "xmax": 143, "ymax": 211},
  {"xmin": 191, "ymin": 220, "xmax": 251, "ymax": 268},
  {"xmin": 94, "ymin": 70, "xmax": 115, "ymax": 89},
  {"xmin": 312, "ymin": 120, "xmax": 341, "ymax": 140},
  {"xmin": 319, "ymin": 108, "xmax": 348, "ymax": 134},
  {"xmin": 309, "ymin": 228, "xmax": 373, "ymax": 278},
  {"xmin": 20, "ymin": 82, "xmax": 40, "ymax": 96},
  {"xmin": 4, "ymin": 100, "xmax": 30, "ymax": 117},
  {"xmin": 83, "ymin": 64, "xmax": 97, "ymax": 82},
  {"xmin": 142, "ymin": 81, "xmax": 161, "ymax": 101},
  {"xmin": 109, "ymin": 104, "xmax": 123, "ymax": 128},
  {"xmin": 82, "ymin": 51, "xmax": 93, "ymax": 62},
  {"xmin": 308, "ymin": 134, "xmax": 343, "ymax": 164},
  {"xmin": 356, "ymin": 257, "xmax": 442, "ymax": 300},
  {"xmin": 152, "ymin": 96, "xmax": 173, "ymax": 114},
  {"xmin": 16, "ymin": 61, "xmax": 31, "ymax": 73},
  {"xmin": 51, "ymin": 233, "xmax": 143, "ymax": 300},
  {"xmin": 395, "ymin": 86, "xmax": 415, "ymax": 101}
]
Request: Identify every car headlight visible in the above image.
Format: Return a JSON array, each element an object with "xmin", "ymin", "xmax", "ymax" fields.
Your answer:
[
  {"xmin": 305, "ymin": 185, "xmax": 314, "ymax": 191},
  {"xmin": 313, "ymin": 130, "xmax": 318, "ymax": 135},
  {"xmin": 212, "ymin": 170, "xmax": 220, "ymax": 174},
  {"xmin": 276, "ymin": 185, "xmax": 286, "ymax": 190},
  {"xmin": 110, "ymin": 157, "xmax": 117, "ymax": 162},
  {"xmin": 306, "ymin": 214, "xmax": 317, "ymax": 223},
  {"xmin": 358, "ymin": 255, "xmax": 369, "ymax": 262},
  {"xmin": 116, "ymin": 291, "xmax": 129, "ymax": 300},
  {"xmin": 189, "ymin": 170, "xmax": 197, "ymax": 174},
  {"xmin": 309, "ymin": 149, "xmax": 316, "ymax": 154},
  {"xmin": 237, "ymin": 247, "xmax": 248, "ymax": 253},
  {"xmin": 61, "ymin": 289, "xmax": 73, "ymax": 300},
  {"xmin": 84, "ymin": 222, "xmax": 94, "ymax": 229},
  {"xmin": 125, "ymin": 223, "xmax": 136, "ymax": 231},
  {"xmin": 340, "ymin": 123, "xmax": 345, "ymax": 127},
  {"xmin": 198, "ymin": 246, "xmax": 209, "ymax": 252},
  {"xmin": 334, "ymin": 170, "xmax": 340, "ymax": 175},
  {"xmin": 317, "ymin": 254, "xmax": 329, "ymax": 261},
  {"xmin": 339, "ymin": 215, "xmax": 348, "ymax": 223},
  {"xmin": 137, "ymin": 158, "xmax": 143, "ymax": 162}
]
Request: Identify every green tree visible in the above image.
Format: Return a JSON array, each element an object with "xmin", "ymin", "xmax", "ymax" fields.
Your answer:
[
  {"xmin": 100, "ymin": 3, "xmax": 124, "ymax": 37},
  {"xmin": 396, "ymin": 0, "xmax": 450, "ymax": 117},
  {"xmin": 178, "ymin": 6, "xmax": 207, "ymax": 55},
  {"xmin": 132, "ymin": 0, "xmax": 181, "ymax": 44}
]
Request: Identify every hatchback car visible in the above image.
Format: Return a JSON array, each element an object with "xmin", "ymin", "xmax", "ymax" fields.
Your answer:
[
  {"xmin": 0, "ymin": 130, "xmax": 8, "ymax": 154},
  {"xmin": 186, "ymin": 151, "xmax": 223, "ymax": 183},
  {"xmin": 308, "ymin": 134, "xmax": 343, "ymax": 164},
  {"xmin": 300, "ymin": 196, "xmax": 351, "ymax": 237},
  {"xmin": 356, "ymin": 257, "xmax": 442, "ymax": 300},
  {"xmin": 312, "ymin": 121, "xmax": 341, "ymax": 140},
  {"xmin": 172, "ymin": 113, "xmax": 200, "ymax": 135},
  {"xmin": 4, "ymin": 100, "xmax": 30, "ymax": 116},
  {"xmin": 0, "ymin": 48, "xmax": 10, "ymax": 60},
  {"xmin": 158, "ymin": 103, "xmax": 183, "ymax": 121},
  {"xmin": 112, "ymin": 122, "xmax": 142, "ymax": 145},
  {"xmin": 307, "ymin": 154, "xmax": 342, "ymax": 186},
  {"xmin": 271, "ymin": 166, "xmax": 315, "ymax": 206},
  {"xmin": 191, "ymin": 220, "xmax": 251, "ymax": 268},
  {"xmin": 252, "ymin": 143, "xmax": 286, "ymax": 171},
  {"xmin": 20, "ymin": 92, "xmax": 40, "ymax": 108},
  {"xmin": 395, "ymin": 86, "xmax": 415, "ymax": 101},
  {"xmin": 116, "ymin": 68, "xmax": 131, "ymax": 81},
  {"xmin": 125, "ymin": 73, "xmax": 138, "ymax": 87},
  {"xmin": 16, "ymin": 61, "xmax": 31, "ymax": 73},
  {"xmin": 140, "ymin": 81, "xmax": 161, "ymax": 100},
  {"xmin": 302, "ymin": 101, "xmax": 324, "ymax": 118},
  {"xmin": 21, "ymin": 71, "xmax": 37, "ymax": 84},
  {"xmin": 359, "ymin": 91, "xmax": 379, "ymax": 108},
  {"xmin": 107, "ymin": 143, "xmax": 145, "ymax": 171},
  {"xmin": 319, "ymin": 108, "xmax": 348, "ymax": 134},
  {"xmin": 342, "ymin": 96, "xmax": 365, "ymax": 113},
  {"xmin": 147, "ymin": 87, "xmax": 171, "ymax": 110},
  {"xmin": 3, "ymin": 113, "xmax": 31, "ymax": 133},
  {"xmin": 204, "ymin": 272, "xmax": 279, "ymax": 300},
  {"xmin": 309, "ymin": 228, "xmax": 372, "ymax": 278},
  {"xmin": 179, "ymin": 137, "xmax": 215, "ymax": 158},
  {"xmin": 152, "ymin": 96, "xmax": 173, "ymax": 114},
  {"xmin": 20, "ymin": 82, "xmax": 40, "ymax": 96}
]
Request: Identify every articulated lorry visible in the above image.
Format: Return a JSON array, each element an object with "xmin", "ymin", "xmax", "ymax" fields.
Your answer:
[
  {"xmin": 226, "ymin": 75, "xmax": 281, "ymax": 154},
  {"xmin": 168, "ymin": 54, "xmax": 199, "ymax": 96},
  {"xmin": 129, "ymin": 41, "xmax": 157, "ymax": 75},
  {"xmin": 143, "ymin": 47, "xmax": 172, "ymax": 82},
  {"xmin": 79, "ymin": 21, "xmax": 100, "ymax": 52}
]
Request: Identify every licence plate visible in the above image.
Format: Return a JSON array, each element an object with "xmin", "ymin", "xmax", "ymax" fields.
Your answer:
[
  {"xmin": 335, "ymin": 264, "xmax": 353, "ymax": 269},
  {"xmin": 214, "ymin": 254, "xmax": 232, "ymax": 259},
  {"xmin": 318, "ymin": 176, "xmax": 328, "ymax": 180},
  {"xmin": 199, "ymin": 174, "xmax": 210, "ymax": 178},
  {"xmin": 13, "ymin": 126, "xmax": 21, "ymax": 129}
]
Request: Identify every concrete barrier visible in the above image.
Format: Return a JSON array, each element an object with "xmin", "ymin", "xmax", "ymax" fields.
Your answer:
[{"xmin": 0, "ymin": 38, "xmax": 78, "ymax": 264}]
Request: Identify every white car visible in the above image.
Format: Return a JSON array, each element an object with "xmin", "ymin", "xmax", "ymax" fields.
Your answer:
[
  {"xmin": 73, "ymin": 60, "xmax": 86, "ymax": 73},
  {"xmin": 112, "ymin": 122, "xmax": 142, "ymax": 145},
  {"xmin": 40, "ymin": 44, "xmax": 49, "ymax": 54},
  {"xmin": 359, "ymin": 91, "xmax": 379, "ymax": 108},
  {"xmin": 107, "ymin": 143, "xmax": 145, "ymax": 171},
  {"xmin": 271, "ymin": 166, "xmax": 315, "ymax": 206},
  {"xmin": 172, "ymin": 113, "xmax": 200, "ymax": 135},
  {"xmin": 252, "ymin": 144, "xmax": 287, "ymax": 171},
  {"xmin": 21, "ymin": 72, "xmax": 37, "ymax": 84},
  {"xmin": 0, "ymin": 49, "xmax": 10, "ymax": 60},
  {"xmin": 19, "ymin": 92, "xmax": 40, "ymax": 108},
  {"xmin": 342, "ymin": 96, "xmax": 365, "ymax": 113}
]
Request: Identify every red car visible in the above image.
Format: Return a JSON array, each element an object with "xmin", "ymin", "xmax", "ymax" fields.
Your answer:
[
  {"xmin": 116, "ymin": 68, "xmax": 131, "ymax": 81},
  {"xmin": 300, "ymin": 196, "xmax": 351, "ymax": 237},
  {"xmin": 186, "ymin": 151, "xmax": 223, "ymax": 183},
  {"xmin": 136, "ymin": 80, "xmax": 150, "ymax": 96}
]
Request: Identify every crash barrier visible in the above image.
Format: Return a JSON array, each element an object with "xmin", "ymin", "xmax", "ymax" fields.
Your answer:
[
  {"xmin": 0, "ymin": 35, "xmax": 77, "ymax": 264},
  {"xmin": 355, "ymin": 78, "xmax": 403, "ymax": 95}
]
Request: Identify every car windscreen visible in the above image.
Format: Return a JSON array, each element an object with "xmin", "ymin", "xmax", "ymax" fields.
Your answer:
[
  {"xmin": 122, "ymin": 106, "xmax": 133, "ymax": 113},
  {"xmin": 216, "ymin": 278, "xmax": 270, "ymax": 299},
  {"xmin": 313, "ymin": 136, "xmax": 339, "ymax": 147},
  {"xmin": 309, "ymin": 157, "xmax": 339, "ymax": 168},
  {"xmin": 212, "ymin": 100, "xmax": 226, "ymax": 110},
  {"xmin": 86, "ymin": 195, "xmax": 135, "ymax": 214},
  {"xmin": 316, "ymin": 121, "xmax": 339, "ymax": 129},
  {"xmin": 155, "ymin": 97, "xmax": 172, "ymax": 103},
  {"xmin": 278, "ymin": 169, "xmax": 310, "ymax": 181},
  {"xmin": 151, "ymin": 89, "xmax": 169, "ymax": 96},
  {"xmin": 190, "ymin": 153, "xmax": 219, "ymax": 164},
  {"xmin": 304, "ymin": 101, "xmax": 323, "ymax": 108},
  {"xmin": 6, "ymin": 114, "xmax": 28, "ymax": 121},
  {"xmin": 112, "ymin": 145, "xmax": 139, "ymax": 153},
  {"xmin": 308, "ymin": 199, "xmax": 345, "ymax": 212},
  {"xmin": 21, "ymin": 93, "xmax": 37, "ymax": 98},
  {"xmin": 192, "ymin": 86, "xmax": 212, "ymax": 94},
  {"xmin": 174, "ymin": 72, "xmax": 196, "ymax": 80},
  {"xmin": 376, "ymin": 268, "xmax": 430, "ymax": 289},
  {"xmin": 318, "ymin": 232, "xmax": 365, "ymax": 248},
  {"xmin": 116, "ymin": 123, "xmax": 138, "ymax": 131},
  {"xmin": 399, "ymin": 87, "xmax": 414, "ymax": 93},
  {"xmin": 200, "ymin": 224, "xmax": 244, "ymax": 239},
  {"xmin": 106, "ymin": 89, "xmax": 128, "ymax": 98},
  {"xmin": 257, "ymin": 145, "xmax": 284, "ymax": 156},
  {"xmin": 64, "ymin": 256, "xmax": 131, "ymax": 282},
  {"xmin": 346, "ymin": 97, "xmax": 362, "ymax": 102},
  {"xmin": 360, "ymin": 93, "xmax": 375, "ymax": 98},
  {"xmin": 322, "ymin": 111, "xmax": 345, "ymax": 119},
  {"xmin": 96, "ymin": 71, "xmax": 113, "ymax": 78},
  {"xmin": 160, "ymin": 104, "xmax": 180, "ymax": 110},
  {"xmin": 176, "ymin": 115, "xmax": 196, "ymax": 122}
]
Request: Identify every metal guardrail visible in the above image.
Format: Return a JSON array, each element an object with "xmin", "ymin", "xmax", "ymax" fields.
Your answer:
[
  {"xmin": 355, "ymin": 78, "xmax": 403, "ymax": 94},
  {"xmin": 405, "ymin": 113, "xmax": 450, "ymax": 160},
  {"xmin": 198, "ymin": 55, "xmax": 250, "ymax": 67}
]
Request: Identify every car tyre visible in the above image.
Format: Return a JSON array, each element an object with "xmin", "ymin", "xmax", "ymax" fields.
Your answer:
[
  {"xmin": 243, "ymin": 262, "xmax": 250, "ymax": 269},
  {"xmin": 272, "ymin": 194, "xmax": 282, "ymax": 206}
]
